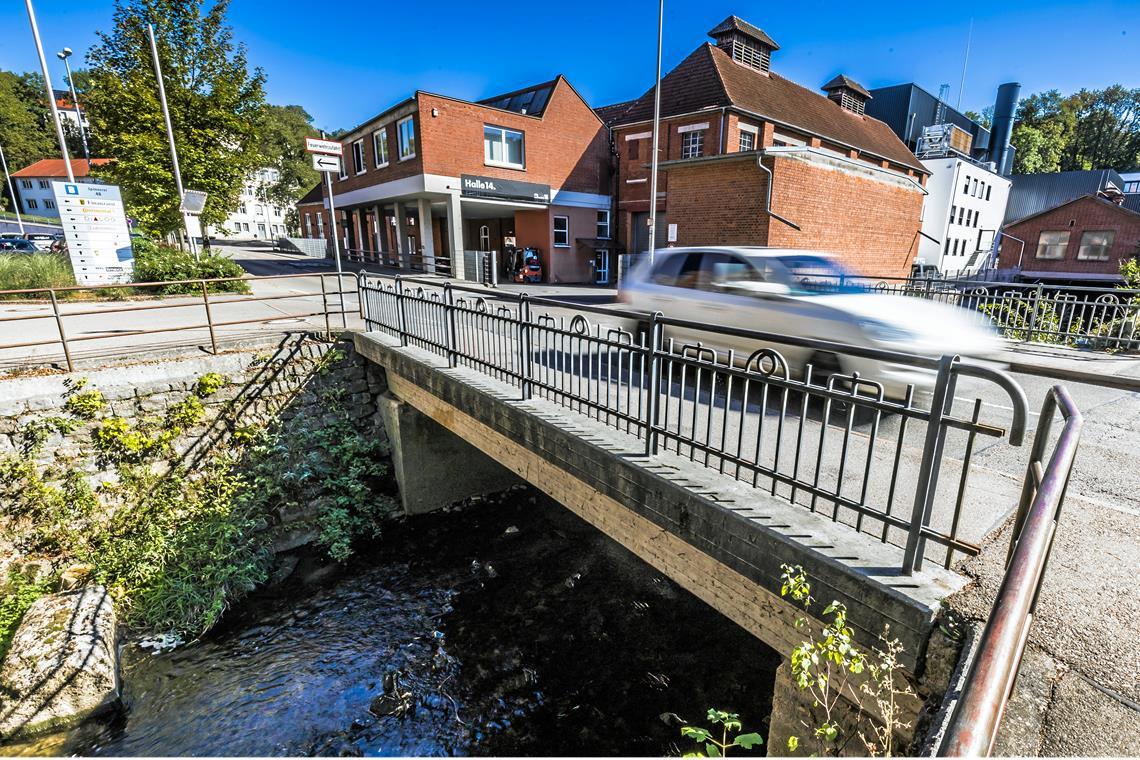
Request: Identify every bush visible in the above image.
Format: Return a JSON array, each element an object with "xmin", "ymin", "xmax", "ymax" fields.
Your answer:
[
  {"xmin": 131, "ymin": 240, "xmax": 250, "ymax": 295},
  {"xmin": 0, "ymin": 253, "xmax": 76, "ymax": 294}
]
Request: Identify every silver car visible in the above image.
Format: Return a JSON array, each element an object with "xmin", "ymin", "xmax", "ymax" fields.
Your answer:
[{"xmin": 619, "ymin": 247, "xmax": 1001, "ymax": 399}]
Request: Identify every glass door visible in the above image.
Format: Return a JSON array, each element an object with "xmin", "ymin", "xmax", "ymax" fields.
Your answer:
[{"xmin": 595, "ymin": 250, "xmax": 610, "ymax": 284}]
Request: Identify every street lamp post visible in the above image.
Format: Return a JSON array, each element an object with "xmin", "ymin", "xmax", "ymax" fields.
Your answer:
[
  {"xmin": 56, "ymin": 47, "xmax": 91, "ymax": 173},
  {"xmin": 646, "ymin": 0, "xmax": 664, "ymax": 266},
  {"xmin": 0, "ymin": 143, "xmax": 26, "ymax": 236},
  {"xmin": 25, "ymin": 0, "xmax": 74, "ymax": 183}
]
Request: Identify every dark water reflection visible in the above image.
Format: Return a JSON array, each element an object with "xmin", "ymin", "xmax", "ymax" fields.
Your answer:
[{"xmin": 52, "ymin": 488, "xmax": 780, "ymax": 756}]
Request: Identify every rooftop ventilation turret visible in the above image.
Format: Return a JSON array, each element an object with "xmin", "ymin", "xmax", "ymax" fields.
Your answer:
[
  {"xmin": 708, "ymin": 16, "xmax": 779, "ymax": 73},
  {"xmin": 822, "ymin": 75, "xmax": 871, "ymax": 116}
]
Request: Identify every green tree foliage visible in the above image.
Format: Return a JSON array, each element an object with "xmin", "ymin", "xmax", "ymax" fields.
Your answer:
[
  {"xmin": 83, "ymin": 0, "xmax": 267, "ymax": 237},
  {"xmin": 256, "ymin": 104, "xmax": 321, "ymax": 210},
  {"xmin": 0, "ymin": 70, "xmax": 58, "ymax": 211},
  {"xmin": 1009, "ymin": 87, "xmax": 1140, "ymax": 174}
]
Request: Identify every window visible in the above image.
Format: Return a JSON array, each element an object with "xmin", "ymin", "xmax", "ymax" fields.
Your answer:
[
  {"xmin": 1126, "ymin": 181, "xmax": 1140, "ymax": 194},
  {"xmin": 397, "ymin": 116, "xmax": 416, "ymax": 160},
  {"xmin": 44, "ymin": 199, "xmax": 55, "ymax": 210},
  {"xmin": 986, "ymin": 186, "xmax": 992, "ymax": 201},
  {"xmin": 739, "ymin": 130, "xmax": 755, "ymax": 152},
  {"xmin": 338, "ymin": 155, "xmax": 347, "ymax": 180},
  {"xmin": 957, "ymin": 207, "xmax": 965, "ymax": 225},
  {"xmin": 19, "ymin": 179, "xmax": 32, "ymax": 189},
  {"xmin": 972, "ymin": 178, "xmax": 978, "ymax": 196},
  {"xmin": 304, "ymin": 213, "xmax": 313, "ymax": 237},
  {"xmin": 966, "ymin": 209, "xmax": 973, "ymax": 227},
  {"xmin": 38, "ymin": 179, "xmax": 49, "ymax": 189},
  {"xmin": 553, "ymin": 215, "xmax": 569, "ymax": 247},
  {"xmin": 239, "ymin": 203, "xmax": 247, "ymax": 214},
  {"xmin": 479, "ymin": 225, "xmax": 490, "ymax": 251},
  {"xmin": 352, "ymin": 139, "xmax": 365, "ymax": 174},
  {"xmin": 950, "ymin": 205, "xmax": 956, "ymax": 223},
  {"xmin": 944, "ymin": 238, "xmax": 951, "ymax": 255},
  {"xmin": 974, "ymin": 212, "xmax": 979, "ymax": 228},
  {"xmin": 373, "ymin": 127, "xmax": 388, "ymax": 167},
  {"xmin": 1035, "ymin": 231, "xmax": 1070, "ymax": 259},
  {"xmin": 1077, "ymin": 230, "xmax": 1115, "ymax": 261},
  {"xmin": 597, "ymin": 210, "xmax": 610, "ymax": 239},
  {"xmin": 26, "ymin": 199, "xmax": 38, "ymax": 210},
  {"xmin": 316, "ymin": 215, "xmax": 324, "ymax": 239},
  {"xmin": 484, "ymin": 125, "xmax": 525, "ymax": 169},
  {"xmin": 681, "ymin": 130, "xmax": 704, "ymax": 159},
  {"xmin": 963, "ymin": 178, "xmax": 970, "ymax": 193},
  {"xmin": 629, "ymin": 140, "xmax": 640, "ymax": 160}
]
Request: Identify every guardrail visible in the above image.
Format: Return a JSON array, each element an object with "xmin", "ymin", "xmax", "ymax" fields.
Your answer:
[
  {"xmin": 345, "ymin": 247, "xmax": 452, "ymax": 276},
  {"xmin": 938, "ymin": 385, "xmax": 1083, "ymax": 757},
  {"xmin": 0, "ymin": 272, "xmax": 355, "ymax": 372},
  {"xmin": 809, "ymin": 274, "xmax": 1140, "ymax": 352},
  {"xmin": 359, "ymin": 274, "xmax": 1043, "ymax": 574}
]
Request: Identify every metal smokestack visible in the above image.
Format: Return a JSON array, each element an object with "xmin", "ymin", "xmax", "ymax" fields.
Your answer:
[{"xmin": 990, "ymin": 82, "xmax": 1021, "ymax": 176}]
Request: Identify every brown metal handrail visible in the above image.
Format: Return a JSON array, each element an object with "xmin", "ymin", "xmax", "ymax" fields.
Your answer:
[
  {"xmin": 938, "ymin": 384, "xmax": 1083, "ymax": 757},
  {"xmin": 0, "ymin": 272, "xmax": 356, "ymax": 372}
]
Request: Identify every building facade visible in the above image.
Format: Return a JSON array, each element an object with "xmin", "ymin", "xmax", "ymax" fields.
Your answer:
[
  {"xmin": 599, "ymin": 16, "xmax": 929, "ymax": 278},
  {"xmin": 310, "ymin": 75, "xmax": 612, "ymax": 283},
  {"xmin": 1004, "ymin": 169, "xmax": 1126, "ymax": 224},
  {"xmin": 997, "ymin": 195, "xmax": 1140, "ymax": 282},
  {"xmin": 207, "ymin": 168, "xmax": 293, "ymax": 241},
  {"xmin": 10, "ymin": 158, "xmax": 112, "ymax": 219},
  {"xmin": 916, "ymin": 157, "xmax": 1011, "ymax": 273}
]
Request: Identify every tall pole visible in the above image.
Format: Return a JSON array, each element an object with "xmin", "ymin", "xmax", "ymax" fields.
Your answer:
[
  {"xmin": 646, "ymin": 0, "xmax": 664, "ymax": 266},
  {"xmin": 147, "ymin": 22, "xmax": 197, "ymax": 258},
  {"xmin": 321, "ymin": 130, "xmax": 347, "ymax": 329},
  {"xmin": 957, "ymin": 18, "xmax": 973, "ymax": 110},
  {"xmin": 25, "ymin": 0, "xmax": 74, "ymax": 183},
  {"xmin": 58, "ymin": 52, "xmax": 91, "ymax": 172},
  {"xmin": 0, "ymin": 144, "xmax": 26, "ymax": 236}
]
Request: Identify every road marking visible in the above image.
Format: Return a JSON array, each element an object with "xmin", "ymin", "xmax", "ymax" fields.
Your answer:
[{"xmin": 954, "ymin": 395, "xmax": 1040, "ymax": 416}]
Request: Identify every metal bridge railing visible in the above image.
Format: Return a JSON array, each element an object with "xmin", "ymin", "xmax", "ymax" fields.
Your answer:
[
  {"xmin": 938, "ymin": 385, "xmax": 1083, "ymax": 757},
  {"xmin": 358, "ymin": 274, "xmax": 1064, "ymax": 575}
]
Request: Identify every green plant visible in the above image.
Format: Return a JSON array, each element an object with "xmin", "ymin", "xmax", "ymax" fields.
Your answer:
[
  {"xmin": 62, "ymin": 378, "xmax": 106, "ymax": 419},
  {"xmin": 680, "ymin": 709, "xmax": 763, "ymax": 757},
  {"xmin": 979, "ymin": 298, "xmax": 1074, "ymax": 345},
  {"xmin": 0, "ymin": 252, "xmax": 76, "ymax": 296},
  {"xmin": 0, "ymin": 571, "xmax": 57, "ymax": 662},
  {"xmin": 195, "ymin": 372, "xmax": 228, "ymax": 397},
  {"xmin": 131, "ymin": 242, "xmax": 251, "ymax": 295}
]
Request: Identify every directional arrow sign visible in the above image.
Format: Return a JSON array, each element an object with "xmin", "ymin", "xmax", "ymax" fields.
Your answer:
[
  {"xmin": 312, "ymin": 154, "xmax": 342, "ymax": 173},
  {"xmin": 305, "ymin": 137, "xmax": 343, "ymax": 156}
]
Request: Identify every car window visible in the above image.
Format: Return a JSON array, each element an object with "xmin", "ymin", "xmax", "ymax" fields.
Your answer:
[
  {"xmin": 672, "ymin": 253, "xmax": 705, "ymax": 289},
  {"xmin": 647, "ymin": 252, "xmax": 687, "ymax": 286}
]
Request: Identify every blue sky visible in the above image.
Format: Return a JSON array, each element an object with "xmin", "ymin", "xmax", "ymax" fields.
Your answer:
[{"xmin": 2, "ymin": 0, "xmax": 1138, "ymax": 132}]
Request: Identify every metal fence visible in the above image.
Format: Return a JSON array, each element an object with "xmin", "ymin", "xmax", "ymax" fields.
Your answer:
[
  {"xmin": 357, "ymin": 274, "xmax": 1070, "ymax": 575},
  {"xmin": 0, "ymin": 272, "xmax": 355, "ymax": 372},
  {"xmin": 939, "ymin": 385, "xmax": 1083, "ymax": 757},
  {"xmin": 807, "ymin": 274, "xmax": 1140, "ymax": 351},
  {"xmin": 345, "ymin": 247, "xmax": 452, "ymax": 276}
]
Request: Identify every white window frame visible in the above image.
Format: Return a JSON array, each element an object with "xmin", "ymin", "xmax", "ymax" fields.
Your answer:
[
  {"xmin": 553, "ymin": 215, "xmax": 570, "ymax": 247},
  {"xmin": 373, "ymin": 127, "xmax": 389, "ymax": 168},
  {"xmin": 483, "ymin": 124, "xmax": 526, "ymax": 169},
  {"xmin": 397, "ymin": 116, "xmax": 416, "ymax": 161},
  {"xmin": 26, "ymin": 199, "xmax": 38, "ymax": 210},
  {"xmin": 1077, "ymin": 230, "xmax": 1115, "ymax": 261},
  {"xmin": 681, "ymin": 130, "xmax": 705, "ymax": 159},
  {"xmin": 352, "ymin": 139, "xmax": 366, "ymax": 175},
  {"xmin": 338, "ymin": 155, "xmax": 348, "ymax": 180},
  {"xmin": 20, "ymin": 179, "xmax": 32, "ymax": 189},
  {"xmin": 738, "ymin": 129, "xmax": 756, "ymax": 152},
  {"xmin": 596, "ymin": 210, "xmax": 611, "ymax": 240},
  {"xmin": 316, "ymin": 215, "xmax": 325, "ymax": 239},
  {"xmin": 1035, "ymin": 230, "xmax": 1069, "ymax": 260}
]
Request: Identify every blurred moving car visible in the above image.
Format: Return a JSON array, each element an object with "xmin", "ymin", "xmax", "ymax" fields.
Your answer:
[
  {"xmin": 0, "ymin": 239, "xmax": 38, "ymax": 252},
  {"xmin": 619, "ymin": 247, "xmax": 1001, "ymax": 399},
  {"xmin": 25, "ymin": 233, "xmax": 56, "ymax": 251}
]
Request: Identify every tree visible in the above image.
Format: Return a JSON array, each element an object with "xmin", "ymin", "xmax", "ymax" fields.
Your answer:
[
  {"xmin": 0, "ymin": 70, "xmax": 57, "ymax": 170},
  {"xmin": 83, "ymin": 0, "xmax": 266, "ymax": 237},
  {"xmin": 963, "ymin": 105, "xmax": 993, "ymax": 130},
  {"xmin": 1008, "ymin": 86, "xmax": 1140, "ymax": 175},
  {"xmin": 255, "ymin": 104, "xmax": 320, "ymax": 210}
]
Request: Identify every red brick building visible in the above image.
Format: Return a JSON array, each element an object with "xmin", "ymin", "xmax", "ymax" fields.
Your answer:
[
  {"xmin": 599, "ymin": 16, "xmax": 929, "ymax": 277},
  {"xmin": 997, "ymin": 195, "xmax": 1140, "ymax": 282},
  {"xmin": 300, "ymin": 76, "xmax": 611, "ymax": 283},
  {"xmin": 296, "ymin": 182, "xmax": 329, "ymax": 242}
]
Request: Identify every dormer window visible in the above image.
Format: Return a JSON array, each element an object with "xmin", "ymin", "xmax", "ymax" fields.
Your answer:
[
  {"xmin": 822, "ymin": 75, "xmax": 871, "ymax": 116},
  {"xmin": 708, "ymin": 16, "xmax": 779, "ymax": 74}
]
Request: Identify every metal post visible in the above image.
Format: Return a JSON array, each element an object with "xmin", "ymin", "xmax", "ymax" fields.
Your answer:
[
  {"xmin": 644, "ymin": 313, "xmax": 663, "ymax": 456},
  {"xmin": 320, "ymin": 274, "xmax": 331, "ymax": 337},
  {"xmin": 443, "ymin": 282, "xmax": 458, "ymax": 368},
  {"xmin": 902, "ymin": 354, "xmax": 958, "ymax": 574},
  {"xmin": 200, "ymin": 280, "xmax": 218, "ymax": 354},
  {"xmin": 59, "ymin": 52, "xmax": 91, "ymax": 172},
  {"xmin": 146, "ymin": 23, "xmax": 196, "ymax": 258},
  {"xmin": 25, "ymin": 0, "xmax": 74, "ymax": 183},
  {"xmin": 321, "ymin": 130, "xmax": 347, "ymax": 329},
  {"xmin": 0, "ymin": 143, "xmax": 25, "ymax": 236},
  {"xmin": 645, "ymin": 0, "xmax": 664, "ymax": 266},
  {"xmin": 1026, "ymin": 284, "xmax": 1044, "ymax": 343},
  {"xmin": 49, "ymin": 289, "xmax": 73, "ymax": 372},
  {"xmin": 518, "ymin": 295, "xmax": 532, "ymax": 400},
  {"xmin": 395, "ymin": 277, "xmax": 408, "ymax": 346}
]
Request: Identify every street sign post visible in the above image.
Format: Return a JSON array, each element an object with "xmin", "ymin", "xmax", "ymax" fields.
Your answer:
[
  {"xmin": 180, "ymin": 189, "xmax": 208, "ymax": 214},
  {"xmin": 53, "ymin": 181, "xmax": 134, "ymax": 286},
  {"xmin": 312, "ymin": 154, "xmax": 341, "ymax": 173},
  {"xmin": 305, "ymin": 137, "xmax": 343, "ymax": 156}
]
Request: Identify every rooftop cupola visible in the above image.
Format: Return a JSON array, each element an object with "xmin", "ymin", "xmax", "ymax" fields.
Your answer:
[
  {"xmin": 708, "ymin": 15, "xmax": 779, "ymax": 73},
  {"xmin": 822, "ymin": 75, "xmax": 872, "ymax": 116}
]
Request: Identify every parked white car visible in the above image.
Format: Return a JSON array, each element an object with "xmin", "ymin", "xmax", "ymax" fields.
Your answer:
[
  {"xmin": 24, "ymin": 233, "xmax": 56, "ymax": 251},
  {"xmin": 619, "ymin": 247, "xmax": 1001, "ymax": 400}
]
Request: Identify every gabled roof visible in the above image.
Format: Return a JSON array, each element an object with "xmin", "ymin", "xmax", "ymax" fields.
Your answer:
[
  {"xmin": 610, "ymin": 43, "xmax": 924, "ymax": 172},
  {"xmin": 594, "ymin": 99, "xmax": 638, "ymax": 126},
  {"xmin": 478, "ymin": 78, "xmax": 557, "ymax": 116},
  {"xmin": 12, "ymin": 158, "xmax": 112, "ymax": 178},
  {"xmin": 822, "ymin": 75, "xmax": 871, "ymax": 99},
  {"xmin": 708, "ymin": 15, "xmax": 780, "ymax": 50},
  {"xmin": 1005, "ymin": 193, "xmax": 1140, "ymax": 228},
  {"xmin": 297, "ymin": 183, "xmax": 324, "ymax": 205}
]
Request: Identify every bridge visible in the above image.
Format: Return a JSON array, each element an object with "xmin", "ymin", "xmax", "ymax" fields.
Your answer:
[{"xmin": 353, "ymin": 273, "xmax": 1082, "ymax": 755}]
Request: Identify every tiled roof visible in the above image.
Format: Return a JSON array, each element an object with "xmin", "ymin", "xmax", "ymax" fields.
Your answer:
[
  {"xmin": 594, "ymin": 99, "xmax": 638, "ymax": 126},
  {"xmin": 822, "ymin": 74, "xmax": 871, "ymax": 99},
  {"xmin": 707, "ymin": 15, "xmax": 780, "ymax": 50},
  {"xmin": 297, "ymin": 183, "xmax": 324, "ymax": 205},
  {"xmin": 11, "ymin": 158, "xmax": 112, "ymax": 178},
  {"xmin": 610, "ymin": 44, "xmax": 923, "ymax": 172}
]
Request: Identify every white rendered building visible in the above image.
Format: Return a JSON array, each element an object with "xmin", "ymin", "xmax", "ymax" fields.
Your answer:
[
  {"xmin": 10, "ymin": 158, "xmax": 111, "ymax": 219},
  {"xmin": 916, "ymin": 157, "xmax": 1011, "ymax": 274},
  {"xmin": 207, "ymin": 168, "xmax": 293, "ymax": 241}
]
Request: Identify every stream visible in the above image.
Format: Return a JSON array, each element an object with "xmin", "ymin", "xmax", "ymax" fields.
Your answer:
[{"xmin": 15, "ymin": 487, "xmax": 780, "ymax": 756}]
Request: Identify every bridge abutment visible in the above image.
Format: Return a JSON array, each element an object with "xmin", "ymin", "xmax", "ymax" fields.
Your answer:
[{"xmin": 378, "ymin": 392, "xmax": 521, "ymax": 515}]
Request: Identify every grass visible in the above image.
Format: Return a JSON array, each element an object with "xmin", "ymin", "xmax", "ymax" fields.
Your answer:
[{"xmin": 0, "ymin": 253, "xmax": 76, "ymax": 295}]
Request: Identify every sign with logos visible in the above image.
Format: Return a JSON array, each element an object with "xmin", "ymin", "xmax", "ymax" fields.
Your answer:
[
  {"xmin": 180, "ymin": 189, "xmax": 208, "ymax": 214},
  {"xmin": 312, "ymin": 154, "xmax": 342, "ymax": 173},
  {"xmin": 305, "ymin": 137, "xmax": 343, "ymax": 156},
  {"xmin": 52, "ymin": 181, "xmax": 133, "ymax": 286},
  {"xmin": 460, "ymin": 174, "xmax": 551, "ymax": 204}
]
